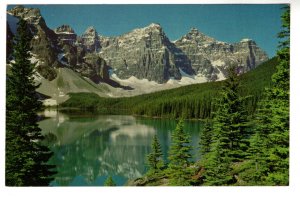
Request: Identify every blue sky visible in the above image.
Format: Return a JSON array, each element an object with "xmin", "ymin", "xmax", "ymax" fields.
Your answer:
[{"xmin": 7, "ymin": 4, "xmax": 285, "ymax": 57}]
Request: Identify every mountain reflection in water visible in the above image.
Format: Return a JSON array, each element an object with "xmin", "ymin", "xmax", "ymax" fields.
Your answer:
[{"xmin": 39, "ymin": 110, "xmax": 202, "ymax": 186}]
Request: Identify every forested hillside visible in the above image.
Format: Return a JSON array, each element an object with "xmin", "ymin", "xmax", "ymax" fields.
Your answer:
[
  {"xmin": 61, "ymin": 57, "xmax": 278, "ymax": 119},
  {"xmin": 128, "ymin": 5, "xmax": 289, "ymax": 186}
]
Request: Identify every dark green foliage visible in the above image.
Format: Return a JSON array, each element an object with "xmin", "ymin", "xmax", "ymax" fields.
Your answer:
[
  {"xmin": 243, "ymin": 115, "xmax": 271, "ymax": 184},
  {"xmin": 199, "ymin": 120, "xmax": 213, "ymax": 158},
  {"xmin": 61, "ymin": 57, "xmax": 278, "ymax": 119},
  {"xmin": 277, "ymin": 6, "xmax": 290, "ymax": 49},
  {"xmin": 167, "ymin": 118, "xmax": 193, "ymax": 186},
  {"xmin": 6, "ymin": 19, "xmax": 56, "ymax": 186},
  {"xmin": 202, "ymin": 66, "xmax": 250, "ymax": 185},
  {"xmin": 62, "ymin": 92, "xmax": 101, "ymax": 110},
  {"xmin": 146, "ymin": 134, "xmax": 164, "ymax": 176},
  {"xmin": 202, "ymin": 140, "xmax": 234, "ymax": 186},
  {"xmin": 244, "ymin": 5, "xmax": 289, "ymax": 186},
  {"xmin": 104, "ymin": 176, "xmax": 116, "ymax": 186},
  {"xmin": 213, "ymin": 66, "xmax": 250, "ymax": 160}
]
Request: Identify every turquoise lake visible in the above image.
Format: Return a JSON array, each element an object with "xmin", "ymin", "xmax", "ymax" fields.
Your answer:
[{"xmin": 39, "ymin": 110, "xmax": 204, "ymax": 186}]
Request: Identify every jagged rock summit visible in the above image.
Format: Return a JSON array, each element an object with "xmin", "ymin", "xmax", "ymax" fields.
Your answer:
[
  {"xmin": 98, "ymin": 22, "xmax": 195, "ymax": 83},
  {"xmin": 183, "ymin": 27, "xmax": 216, "ymax": 43},
  {"xmin": 7, "ymin": 5, "xmax": 60, "ymax": 80},
  {"xmin": 80, "ymin": 26, "xmax": 101, "ymax": 52},
  {"xmin": 7, "ymin": 5, "xmax": 42, "ymax": 25},
  {"xmin": 55, "ymin": 24, "xmax": 77, "ymax": 45},
  {"xmin": 7, "ymin": 5, "xmax": 269, "ymax": 88},
  {"xmin": 55, "ymin": 24, "xmax": 75, "ymax": 34},
  {"xmin": 174, "ymin": 27, "xmax": 268, "ymax": 81}
]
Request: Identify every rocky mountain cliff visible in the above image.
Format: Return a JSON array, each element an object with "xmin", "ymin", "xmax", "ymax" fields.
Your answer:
[
  {"xmin": 7, "ymin": 5, "xmax": 269, "ymax": 89},
  {"xmin": 54, "ymin": 24, "xmax": 110, "ymax": 84},
  {"xmin": 7, "ymin": 5, "xmax": 59, "ymax": 80},
  {"xmin": 7, "ymin": 6, "xmax": 112, "ymax": 85},
  {"xmin": 174, "ymin": 28, "xmax": 269, "ymax": 81},
  {"xmin": 99, "ymin": 23, "xmax": 194, "ymax": 83},
  {"xmin": 79, "ymin": 26, "xmax": 101, "ymax": 53}
]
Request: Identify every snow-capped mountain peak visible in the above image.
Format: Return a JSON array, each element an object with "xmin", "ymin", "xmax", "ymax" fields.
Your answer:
[{"xmin": 7, "ymin": 5, "xmax": 269, "ymax": 90}]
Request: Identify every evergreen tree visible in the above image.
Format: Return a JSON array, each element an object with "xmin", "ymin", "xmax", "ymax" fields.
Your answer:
[
  {"xmin": 6, "ymin": 19, "xmax": 56, "ymax": 186},
  {"xmin": 146, "ymin": 134, "xmax": 164, "ymax": 176},
  {"xmin": 248, "ymin": 5, "xmax": 289, "ymax": 185},
  {"xmin": 214, "ymin": 66, "xmax": 250, "ymax": 159},
  {"xmin": 203, "ymin": 66, "xmax": 249, "ymax": 185},
  {"xmin": 199, "ymin": 120, "xmax": 213, "ymax": 158},
  {"xmin": 245, "ymin": 111, "xmax": 271, "ymax": 184},
  {"xmin": 167, "ymin": 118, "xmax": 193, "ymax": 186},
  {"xmin": 104, "ymin": 176, "xmax": 116, "ymax": 186},
  {"xmin": 202, "ymin": 138, "xmax": 233, "ymax": 186}
]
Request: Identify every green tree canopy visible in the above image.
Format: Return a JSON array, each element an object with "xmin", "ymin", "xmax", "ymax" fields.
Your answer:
[
  {"xmin": 146, "ymin": 134, "xmax": 164, "ymax": 176},
  {"xmin": 199, "ymin": 119, "xmax": 213, "ymax": 158},
  {"xmin": 247, "ymin": 5, "xmax": 289, "ymax": 185},
  {"xmin": 6, "ymin": 19, "xmax": 56, "ymax": 186},
  {"xmin": 202, "ymin": 66, "xmax": 250, "ymax": 185},
  {"xmin": 167, "ymin": 118, "xmax": 193, "ymax": 186}
]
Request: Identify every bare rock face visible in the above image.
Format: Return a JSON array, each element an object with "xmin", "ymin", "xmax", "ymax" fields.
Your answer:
[
  {"xmin": 79, "ymin": 26, "xmax": 101, "ymax": 53},
  {"xmin": 78, "ymin": 54, "xmax": 109, "ymax": 83},
  {"xmin": 232, "ymin": 38, "xmax": 269, "ymax": 71},
  {"xmin": 54, "ymin": 25, "xmax": 110, "ymax": 84},
  {"xmin": 7, "ymin": 6, "xmax": 269, "ymax": 86},
  {"xmin": 99, "ymin": 23, "xmax": 194, "ymax": 83},
  {"xmin": 55, "ymin": 24, "xmax": 79, "ymax": 68},
  {"xmin": 55, "ymin": 24, "xmax": 77, "ymax": 45},
  {"xmin": 6, "ymin": 6, "xmax": 111, "ymax": 85},
  {"xmin": 174, "ymin": 28, "xmax": 269, "ymax": 81},
  {"xmin": 7, "ymin": 5, "xmax": 59, "ymax": 80}
]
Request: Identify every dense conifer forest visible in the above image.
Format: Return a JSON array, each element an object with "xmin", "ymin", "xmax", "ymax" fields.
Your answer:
[
  {"xmin": 61, "ymin": 57, "xmax": 278, "ymax": 119},
  {"xmin": 6, "ymin": 4, "xmax": 289, "ymax": 186},
  {"xmin": 129, "ymin": 5, "xmax": 290, "ymax": 186}
]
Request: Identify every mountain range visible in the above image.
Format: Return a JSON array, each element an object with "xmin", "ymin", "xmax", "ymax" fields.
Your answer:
[{"xmin": 6, "ymin": 6, "xmax": 269, "ymax": 104}]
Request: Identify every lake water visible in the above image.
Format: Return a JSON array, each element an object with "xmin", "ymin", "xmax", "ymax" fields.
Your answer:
[{"xmin": 39, "ymin": 110, "xmax": 204, "ymax": 186}]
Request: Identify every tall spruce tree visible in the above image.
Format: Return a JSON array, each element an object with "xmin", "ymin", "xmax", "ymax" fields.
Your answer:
[
  {"xmin": 202, "ymin": 137, "xmax": 233, "ymax": 186},
  {"xmin": 248, "ymin": 5, "xmax": 289, "ymax": 185},
  {"xmin": 6, "ymin": 19, "xmax": 56, "ymax": 186},
  {"xmin": 167, "ymin": 118, "xmax": 193, "ymax": 186},
  {"xmin": 146, "ymin": 134, "xmax": 164, "ymax": 176},
  {"xmin": 245, "ymin": 113, "xmax": 271, "ymax": 185},
  {"xmin": 199, "ymin": 120, "xmax": 213, "ymax": 158},
  {"xmin": 203, "ymin": 66, "xmax": 250, "ymax": 185},
  {"xmin": 214, "ymin": 66, "xmax": 250, "ymax": 159}
]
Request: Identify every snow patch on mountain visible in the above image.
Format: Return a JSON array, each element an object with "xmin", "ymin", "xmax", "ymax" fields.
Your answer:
[
  {"xmin": 211, "ymin": 59, "xmax": 225, "ymax": 67},
  {"xmin": 217, "ymin": 71, "xmax": 226, "ymax": 81},
  {"xmin": 241, "ymin": 38, "xmax": 252, "ymax": 42},
  {"xmin": 173, "ymin": 68, "xmax": 207, "ymax": 85},
  {"xmin": 111, "ymin": 74, "xmax": 161, "ymax": 87},
  {"xmin": 110, "ymin": 68, "xmax": 209, "ymax": 93},
  {"xmin": 58, "ymin": 31, "xmax": 75, "ymax": 35}
]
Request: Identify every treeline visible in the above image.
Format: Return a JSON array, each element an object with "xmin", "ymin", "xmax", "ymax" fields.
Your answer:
[
  {"xmin": 61, "ymin": 57, "xmax": 278, "ymax": 119},
  {"xmin": 134, "ymin": 5, "xmax": 289, "ymax": 186},
  {"xmin": 136, "ymin": 63, "xmax": 287, "ymax": 186}
]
